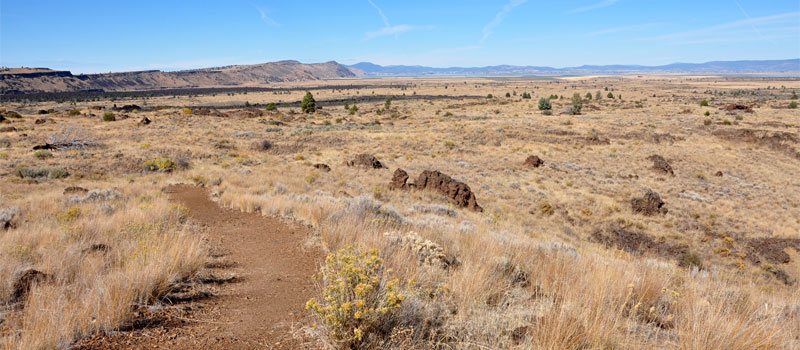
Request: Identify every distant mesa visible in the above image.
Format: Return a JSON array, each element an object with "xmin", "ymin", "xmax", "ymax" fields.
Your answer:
[{"xmin": 0, "ymin": 61, "xmax": 357, "ymax": 94}]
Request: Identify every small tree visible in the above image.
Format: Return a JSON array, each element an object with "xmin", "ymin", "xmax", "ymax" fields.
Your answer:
[
  {"xmin": 384, "ymin": 98, "xmax": 392, "ymax": 110},
  {"xmin": 570, "ymin": 93, "xmax": 583, "ymax": 115},
  {"xmin": 505, "ymin": 92, "xmax": 511, "ymax": 98},
  {"xmin": 607, "ymin": 92, "xmax": 614, "ymax": 99},
  {"xmin": 790, "ymin": 101, "xmax": 798, "ymax": 109},
  {"xmin": 301, "ymin": 91, "xmax": 316, "ymax": 113},
  {"xmin": 349, "ymin": 104, "xmax": 358, "ymax": 115},
  {"xmin": 585, "ymin": 92, "xmax": 592, "ymax": 100},
  {"xmin": 522, "ymin": 92, "xmax": 532, "ymax": 99},
  {"xmin": 595, "ymin": 91, "xmax": 602, "ymax": 101},
  {"xmin": 791, "ymin": 91, "xmax": 798, "ymax": 100},
  {"xmin": 700, "ymin": 99, "xmax": 709, "ymax": 107},
  {"xmin": 538, "ymin": 97, "xmax": 552, "ymax": 115}
]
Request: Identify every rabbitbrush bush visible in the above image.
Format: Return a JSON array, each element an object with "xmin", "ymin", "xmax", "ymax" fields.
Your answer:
[{"xmin": 306, "ymin": 246, "xmax": 404, "ymax": 348}]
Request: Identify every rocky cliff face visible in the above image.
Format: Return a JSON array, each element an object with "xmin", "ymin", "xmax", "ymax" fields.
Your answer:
[{"xmin": 0, "ymin": 61, "xmax": 357, "ymax": 94}]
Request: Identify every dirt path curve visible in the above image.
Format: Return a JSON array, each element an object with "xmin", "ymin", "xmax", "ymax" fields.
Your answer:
[{"xmin": 76, "ymin": 185, "xmax": 323, "ymax": 349}]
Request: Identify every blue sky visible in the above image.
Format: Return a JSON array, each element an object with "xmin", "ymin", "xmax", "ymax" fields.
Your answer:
[{"xmin": 1, "ymin": 0, "xmax": 798, "ymax": 73}]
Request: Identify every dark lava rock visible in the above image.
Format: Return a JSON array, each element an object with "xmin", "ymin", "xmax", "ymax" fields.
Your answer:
[
  {"xmin": 631, "ymin": 189, "xmax": 668, "ymax": 216},
  {"xmin": 313, "ymin": 163, "xmax": 331, "ymax": 172},
  {"xmin": 11, "ymin": 269, "xmax": 50, "ymax": 304},
  {"xmin": 416, "ymin": 170, "xmax": 483, "ymax": 212},
  {"xmin": 347, "ymin": 153, "xmax": 385, "ymax": 169},
  {"xmin": 524, "ymin": 155, "xmax": 544, "ymax": 168},
  {"xmin": 138, "ymin": 117, "xmax": 151, "ymax": 125},
  {"xmin": 389, "ymin": 168, "xmax": 410, "ymax": 190},
  {"xmin": 647, "ymin": 155, "xmax": 674, "ymax": 176}
]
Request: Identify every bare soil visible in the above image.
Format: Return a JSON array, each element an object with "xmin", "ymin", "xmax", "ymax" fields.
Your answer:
[{"xmin": 74, "ymin": 185, "xmax": 322, "ymax": 349}]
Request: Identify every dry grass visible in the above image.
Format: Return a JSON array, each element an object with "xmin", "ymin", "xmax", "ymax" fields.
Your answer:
[{"xmin": 1, "ymin": 75, "xmax": 798, "ymax": 349}]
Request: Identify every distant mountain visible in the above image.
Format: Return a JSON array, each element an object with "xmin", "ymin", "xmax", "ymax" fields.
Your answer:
[
  {"xmin": 347, "ymin": 59, "xmax": 800, "ymax": 76},
  {"xmin": 0, "ymin": 60, "xmax": 357, "ymax": 94}
]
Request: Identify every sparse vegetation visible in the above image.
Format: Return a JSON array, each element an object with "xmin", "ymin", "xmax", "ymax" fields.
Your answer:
[{"xmin": 102, "ymin": 111, "xmax": 115, "ymax": 121}]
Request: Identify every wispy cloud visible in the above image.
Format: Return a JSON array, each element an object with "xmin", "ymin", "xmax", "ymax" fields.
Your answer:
[
  {"xmin": 367, "ymin": 0, "xmax": 390, "ymax": 27},
  {"xmin": 570, "ymin": 0, "xmax": 620, "ymax": 14},
  {"xmin": 481, "ymin": 0, "xmax": 528, "ymax": 43},
  {"xmin": 364, "ymin": 0, "xmax": 432, "ymax": 40},
  {"xmin": 586, "ymin": 22, "xmax": 661, "ymax": 36},
  {"xmin": 645, "ymin": 11, "xmax": 799, "ymax": 43},
  {"xmin": 255, "ymin": 6, "xmax": 280, "ymax": 26},
  {"xmin": 366, "ymin": 25, "xmax": 434, "ymax": 39}
]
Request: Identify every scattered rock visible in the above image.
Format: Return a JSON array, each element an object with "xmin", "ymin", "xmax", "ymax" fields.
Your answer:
[
  {"xmin": 11, "ymin": 269, "xmax": 50, "ymax": 304},
  {"xmin": 0, "ymin": 127, "xmax": 17, "ymax": 132},
  {"xmin": 138, "ymin": 117, "xmax": 151, "ymax": 125},
  {"xmin": 34, "ymin": 118, "xmax": 48, "ymax": 124},
  {"xmin": 585, "ymin": 130, "xmax": 610, "ymax": 145},
  {"xmin": 313, "ymin": 163, "xmax": 331, "ymax": 172},
  {"xmin": 389, "ymin": 168, "xmax": 410, "ymax": 190},
  {"xmin": 713, "ymin": 128, "xmax": 799, "ymax": 160},
  {"xmin": 1, "ymin": 110, "xmax": 22, "ymax": 119},
  {"xmin": 647, "ymin": 155, "xmax": 674, "ymax": 176},
  {"xmin": 721, "ymin": 104, "xmax": 753, "ymax": 113},
  {"xmin": 82, "ymin": 243, "xmax": 111, "ymax": 254},
  {"xmin": 346, "ymin": 153, "xmax": 385, "ymax": 169},
  {"xmin": 38, "ymin": 109, "xmax": 50, "ymax": 115},
  {"xmin": 0, "ymin": 115, "xmax": 5, "ymax": 123},
  {"xmin": 116, "ymin": 104, "xmax": 141, "ymax": 112},
  {"xmin": 714, "ymin": 171, "xmax": 723, "ymax": 177},
  {"xmin": 746, "ymin": 238, "xmax": 800, "ymax": 265},
  {"xmin": 192, "ymin": 108, "xmax": 227, "ymax": 118},
  {"xmin": 63, "ymin": 186, "xmax": 89, "ymax": 195},
  {"xmin": 679, "ymin": 191, "xmax": 713, "ymax": 203},
  {"xmin": 90, "ymin": 106, "xmax": 105, "ymax": 110},
  {"xmin": 251, "ymin": 139, "xmax": 272, "ymax": 151},
  {"xmin": 1, "ymin": 207, "xmax": 20, "ymax": 230},
  {"xmin": 415, "ymin": 170, "xmax": 483, "ymax": 212},
  {"xmin": 524, "ymin": 155, "xmax": 544, "ymax": 168},
  {"xmin": 630, "ymin": 189, "xmax": 668, "ymax": 215}
]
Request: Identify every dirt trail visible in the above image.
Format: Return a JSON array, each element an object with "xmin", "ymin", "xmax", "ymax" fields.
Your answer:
[{"xmin": 76, "ymin": 185, "xmax": 322, "ymax": 349}]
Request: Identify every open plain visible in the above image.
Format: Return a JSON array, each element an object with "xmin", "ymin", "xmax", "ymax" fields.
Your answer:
[{"xmin": 1, "ymin": 75, "xmax": 799, "ymax": 349}]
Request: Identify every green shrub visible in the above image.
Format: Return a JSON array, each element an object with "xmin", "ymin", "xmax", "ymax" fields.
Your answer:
[
  {"xmin": 301, "ymin": 91, "xmax": 316, "ymax": 113},
  {"xmin": 607, "ymin": 92, "xmax": 614, "ymax": 99},
  {"xmin": 700, "ymin": 99, "xmax": 709, "ymax": 107},
  {"xmin": 704, "ymin": 111, "xmax": 710, "ymax": 116},
  {"xmin": 306, "ymin": 247, "xmax": 404, "ymax": 348},
  {"xmin": 703, "ymin": 119, "xmax": 712, "ymax": 126},
  {"xmin": 585, "ymin": 92, "xmax": 592, "ymax": 100},
  {"xmin": 790, "ymin": 101, "xmax": 798, "ymax": 109},
  {"xmin": 15, "ymin": 166, "xmax": 69, "ymax": 179},
  {"xmin": 505, "ymin": 92, "xmax": 511, "ymax": 98},
  {"xmin": 791, "ymin": 91, "xmax": 798, "ymax": 100},
  {"xmin": 486, "ymin": 94, "xmax": 493, "ymax": 99},
  {"xmin": 538, "ymin": 97, "xmax": 551, "ymax": 112},
  {"xmin": 521, "ymin": 92, "xmax": 532, "ymax": 99},
  {"xmin": 349, "ymin": 105, "xmax": 358, "ymax": 115},
  {"xmin": 68, "ymin": 109, "xmax": 81, "ymax": 116},
  {"xmin": 102, "ymin": 111, "xmax": 116, "ymax": 122},
  {"xmin": 570, "ymin": 93, "xmax": 583, "ymax": 115},
  {"xmin": 142, "ymin": 158, "xmax": 177, "ymax": 172},
  {"xmin": 265, "ymin": 103, "xmax": 277, "ymax": 111},
  {"xmin": 34, "ymin": 150, "xmax": 53, "ymax": 160}
]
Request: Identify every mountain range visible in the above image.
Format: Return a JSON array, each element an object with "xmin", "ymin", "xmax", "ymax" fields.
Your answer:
[{"xmin": 347, "ymin": 59, "xmax": 800, "ymax": 76}]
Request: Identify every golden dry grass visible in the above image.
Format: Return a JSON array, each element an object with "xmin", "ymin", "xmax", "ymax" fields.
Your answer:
[{"xmin": 1, "ymin": 75, "xmax": 799, "ymax": 349}]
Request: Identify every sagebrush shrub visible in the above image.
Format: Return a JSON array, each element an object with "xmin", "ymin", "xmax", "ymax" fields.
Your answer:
[
  {"xmin": 142, "ymin": 158, "xmax": 177, "ymax": 172},
  {"xmin": 306, "ymin": 247, "xmax": 404, "ymax": 348}
]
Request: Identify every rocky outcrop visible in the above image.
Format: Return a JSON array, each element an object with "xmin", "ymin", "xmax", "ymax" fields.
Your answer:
[
  {"xmin": 347, "ymin": 153, "xmax": 385, "ymax": 169},
  {"xmin": 391, "ymin": 169, "xmax": 483, "ymax": 212},
  {"xmin": 524, "ymin": 155, "xmax": 544, "ymax": 168},
  {"xmin": 647, "ymin": 155, "xmax": 674, "ymax": 176},
  {"xmin": 631, "ymin": 189, "xmax": 668, "ymax": 216}
]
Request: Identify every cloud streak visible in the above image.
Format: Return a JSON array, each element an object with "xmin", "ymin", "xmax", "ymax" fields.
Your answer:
[
  {"xmin": 570, "ymin": 0, "xmax": 620, "ymax": 14},
  {"xmin": 255, "ymin": 6, "xmax": 280, "ymax": 26},
  {"xmin": 366, "ymin": 25, "xmax": 434, "ymax": 39},
  {"xmin": 481, "ymin": 0, "xmax": 528, "ymax": 43},
  {"xmin": 646, "ymin": 11, "xmax": 799, "ymax": 42},
  {"xmin": 367, "ymin": 0, "xmax": 390, "ymax": 27},
  {"xmin": 364, "ymin": 0, "xmax": 432, "ymax": 40},
  {"xmin": 586, "ymin": 22, "xmax": 661, "ymax": 36}
]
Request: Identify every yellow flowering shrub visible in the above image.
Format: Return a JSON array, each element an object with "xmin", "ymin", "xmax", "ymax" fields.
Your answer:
[
  {"xmin": 306, "ymin": 246, "xmax": 404, "ymax": 348},
  {"xmin": 142, "ymin": 158, "xmax": 177, "ymax": 172}
]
